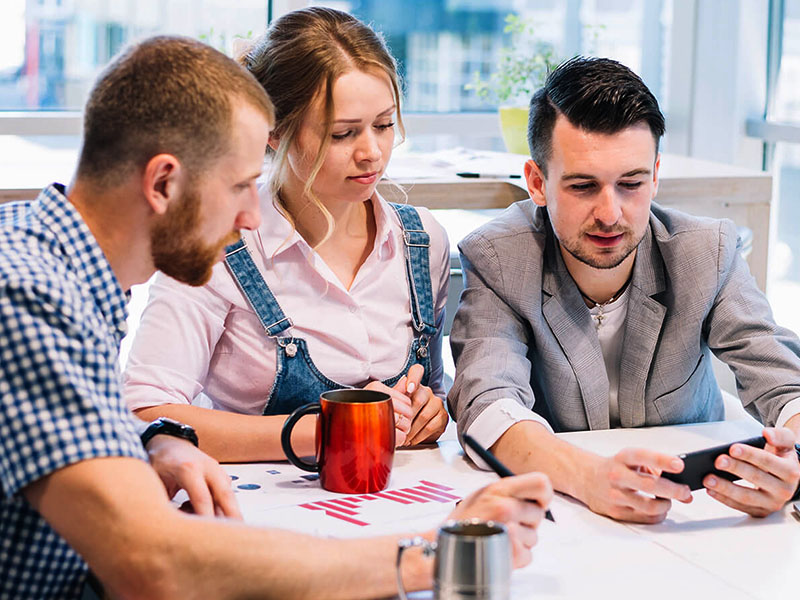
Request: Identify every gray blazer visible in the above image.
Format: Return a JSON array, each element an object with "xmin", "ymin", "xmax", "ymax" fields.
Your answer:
[{"xmin": 449, "ymin": 200, "xmax": 800, "ymax": 434}]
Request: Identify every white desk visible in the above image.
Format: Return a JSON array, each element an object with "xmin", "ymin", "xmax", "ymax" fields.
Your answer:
[{"xmin": 224, "ymin": 418, "xmax": 797, "ymax": 600}]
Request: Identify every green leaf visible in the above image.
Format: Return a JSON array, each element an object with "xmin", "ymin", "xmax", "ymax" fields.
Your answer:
[{"xmin": 464, "ymin": 12, "xmax": 601, "ymax": 106}]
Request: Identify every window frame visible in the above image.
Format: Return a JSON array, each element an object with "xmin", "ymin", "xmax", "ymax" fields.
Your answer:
[{"xmin": 1, "ymin": 0, "xmax": 695, "ymax": 144}]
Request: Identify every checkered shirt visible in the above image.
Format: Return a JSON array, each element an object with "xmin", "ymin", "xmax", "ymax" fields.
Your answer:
[{"xmin": 0, "ymin": 184, "xmax": 148, "ymax": 599}]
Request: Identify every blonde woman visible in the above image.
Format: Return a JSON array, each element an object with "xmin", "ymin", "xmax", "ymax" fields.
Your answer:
[{"xmin": 123, "ymin": 7, "xmax": 450, "ymax": 462}]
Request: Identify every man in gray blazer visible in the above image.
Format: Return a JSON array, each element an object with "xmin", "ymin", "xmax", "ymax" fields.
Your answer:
[{"xmin": 450, "ymin": 56, "xmax": 800, "ymax": 523}]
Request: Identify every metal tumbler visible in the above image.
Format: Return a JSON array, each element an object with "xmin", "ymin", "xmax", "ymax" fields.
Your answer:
[{"xmin": 397, "ymin": 519, "xmax": 512, "ymax": 600}]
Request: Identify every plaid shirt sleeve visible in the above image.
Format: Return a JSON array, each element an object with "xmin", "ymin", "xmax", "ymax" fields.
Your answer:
[{"xmin": 0, "ymin": 279, "xmax": 147, "ymax": 498}]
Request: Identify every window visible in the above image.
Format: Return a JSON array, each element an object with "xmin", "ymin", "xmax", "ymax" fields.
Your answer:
[
  {"xmin": 764, "ymin": 0, "xmax": 800, "ymax": 333},
  {"xmin": 302, "ymin": 0, "xmax": 674, "ymax": 152},
  {"xmin": 772, "ymin": 1, "xmax": 800, "ymax": 123},
  {"xmin": 0, "ymin": 0, "xmax": 268, "ymax": 111},
  {"xmin": 310, "ymin": 0, "xmax": 673, "ymax": 113}
]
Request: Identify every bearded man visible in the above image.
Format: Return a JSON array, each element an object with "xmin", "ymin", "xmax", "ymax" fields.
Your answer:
[{"xmin": 0, "ymin": 35, "xmax": 552, "ymax": 600}]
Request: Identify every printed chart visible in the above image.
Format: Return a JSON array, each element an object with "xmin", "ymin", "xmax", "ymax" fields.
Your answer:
[
  {"xmin": 222, "ymin": 461, "xmax": 487, "ymax": 538},
  {"xmin": 298, "ymin": 479, "xmax": 461, "ymax": 527}
]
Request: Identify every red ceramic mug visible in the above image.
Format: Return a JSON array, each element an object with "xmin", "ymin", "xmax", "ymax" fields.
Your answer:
[{"xmin": 280, "ymin": 389, "xmax": 395, "ymax": 493}]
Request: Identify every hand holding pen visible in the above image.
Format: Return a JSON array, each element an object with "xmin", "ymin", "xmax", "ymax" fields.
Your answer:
[{"xmin": 464, "ymin": 433, "xmax": 556, "ymax": 522}]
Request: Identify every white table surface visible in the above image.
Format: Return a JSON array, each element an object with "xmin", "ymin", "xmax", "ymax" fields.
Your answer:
[{"xmin": 225, "ymin": 418, "xmax": 797, "ymax": 600}]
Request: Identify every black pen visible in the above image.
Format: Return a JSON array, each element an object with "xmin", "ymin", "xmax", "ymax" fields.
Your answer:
[
  {"xmin": 456, "ymin": 172, "xmax": 522, "ymax": 179},
  {"xmin": 463, "ymin": 433, "xmax": 555, "ymax": 522}
]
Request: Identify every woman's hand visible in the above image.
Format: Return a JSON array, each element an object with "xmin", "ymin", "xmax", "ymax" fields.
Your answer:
[
  {"xmin": 364, "ymin": 364, "xmax": 448, "ymax": 447},
  {"xmin": 394, "ymin": 364, "xmax": 449, "ymax": 446},
  {"xmin": 364, "ymin": 380, "xmax": 413, "ymax": 446}
]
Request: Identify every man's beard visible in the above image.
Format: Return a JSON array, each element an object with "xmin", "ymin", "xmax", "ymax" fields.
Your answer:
[
  {"xmin": 150, "ymin": 184, "xmax": 240, "ymax": 286},
  {"xmin": 560, "ymin": 227, "xmax": 643, "ymax": 270}
]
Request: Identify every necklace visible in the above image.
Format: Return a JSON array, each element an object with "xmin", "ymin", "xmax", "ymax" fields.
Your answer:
[{"xmin": 579, "ymin": 279, "xmax": 631, "ymax": 330}]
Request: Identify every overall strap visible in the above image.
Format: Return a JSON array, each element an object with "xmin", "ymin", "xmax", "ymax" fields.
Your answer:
[
  {"xmin": 224, "ymin": 238, "xmax": 293, "ymax": 337},
  {"xmin": 389, "ymin": 203, "xmax": 437, "ymax": 337}
]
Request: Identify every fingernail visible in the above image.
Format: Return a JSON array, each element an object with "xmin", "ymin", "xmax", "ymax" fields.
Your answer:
[
  {"xmin": 407, "ymin": 382, "xmax": 416, "ymax": 393},
  {"xmin": 730, "ymin": 445, "xmax": 741, "ymax": 457},
  {"xmin": 671, "ymin": 459, "xmax": 682, "ymax": 471},
  {"xmin": 718, "ymin": 456, "xmax": 729, "ymax": 468},
  {"xmin": 707, "ymin": 476, "xmax": 717, "ymax": 487}
]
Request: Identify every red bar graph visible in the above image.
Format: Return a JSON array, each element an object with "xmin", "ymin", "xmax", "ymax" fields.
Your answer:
[
  {"xmin": 299, "ymin": 480, "xmax": 461, "ymax": 527},
  {"xmin": 372, "ymin": 491, "xmax": 414, "ymax": 505}
]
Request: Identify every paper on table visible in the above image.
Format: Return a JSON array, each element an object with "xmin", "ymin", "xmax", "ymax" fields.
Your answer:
[
  {"xmin": 385, "ymin": 147, "xmax": 528, "ymax": 180},
  {"xmin": 383, "ymin": 153, "xmax": 455, "ymax": 179},
  {"xmin": 227, "ymin": 463, "xmax": 492, "ymax": 538}
]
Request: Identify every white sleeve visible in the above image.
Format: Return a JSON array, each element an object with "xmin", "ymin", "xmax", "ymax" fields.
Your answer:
[
  {"xmin": 464, "ymin": 398, "xmax": 553, "ymax": 469},
  {"xmin": 776, "ymin": 398, "xmax": 800, "ymax": 429}
]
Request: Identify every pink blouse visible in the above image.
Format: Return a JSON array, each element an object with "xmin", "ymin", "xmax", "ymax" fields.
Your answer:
[{"xmin": 123, "ymin": 189, "xmax": 450, "ymax": 414}]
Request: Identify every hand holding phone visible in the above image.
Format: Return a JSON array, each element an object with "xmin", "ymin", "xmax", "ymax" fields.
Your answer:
[{"xmin": 662, "ymin": 436, "xmax": 767, "ymax": 491}]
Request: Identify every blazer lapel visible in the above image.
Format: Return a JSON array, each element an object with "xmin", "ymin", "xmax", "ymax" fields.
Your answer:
[
  {"xmin": 542, "ymin": 236, "xmax": 610, "ymax": 430},
  {"xmin": 617, "ymin": 225, "xmax": 667, "ymax": 427}
]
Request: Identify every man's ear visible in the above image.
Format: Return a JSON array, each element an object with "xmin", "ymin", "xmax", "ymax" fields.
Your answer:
[
  {"xmin": 142, "ymin": 154, "xmax": 182, "ymax": 215},
  {"xmin": 524, "ymin": 159, "xmax": 547, "ymax": 207}
]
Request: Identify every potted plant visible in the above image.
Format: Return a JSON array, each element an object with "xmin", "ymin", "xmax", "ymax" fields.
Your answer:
[{"xmin": 466, "ymin": 14, "xmax": 559, "ymax": 154}]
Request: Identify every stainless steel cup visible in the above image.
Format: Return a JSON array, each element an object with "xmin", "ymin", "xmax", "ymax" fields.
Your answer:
[
  {"xmin": 397, "ymin": 519, "xmax": 512, "ymax": 600},
  {"xmin": 434, "ymin": 520, "xmax": 511, "ymax": 599}
]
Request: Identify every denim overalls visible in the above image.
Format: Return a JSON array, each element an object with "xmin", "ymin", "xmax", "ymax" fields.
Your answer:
[{"xmin": 223, "ymin": 203, "xmax": 438, "ymax": 415}]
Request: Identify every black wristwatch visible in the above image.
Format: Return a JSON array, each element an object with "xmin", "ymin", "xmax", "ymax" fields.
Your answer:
[{"xmin": 140, "ymin": 417, "xmax": 199, "ymax": 448}]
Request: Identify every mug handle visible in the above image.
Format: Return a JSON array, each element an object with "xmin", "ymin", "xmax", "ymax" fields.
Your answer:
[
  {"xmin": 396, "ymin": 536, "xmax": 437, "ymax": 600},
  {"xmin": 280, "ymin": 403, "xmax": 321, "ymax": 472}
]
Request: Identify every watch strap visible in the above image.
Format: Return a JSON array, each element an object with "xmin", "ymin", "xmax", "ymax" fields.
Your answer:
[{"xmin": 140, "ymin": 417, "xmax": 199, "ymax": 448}]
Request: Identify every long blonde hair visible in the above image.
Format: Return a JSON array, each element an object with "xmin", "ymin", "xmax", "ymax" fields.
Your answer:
[{"xmin": 240, "ymin": 7, "xmax": 404, "ymax": 244}]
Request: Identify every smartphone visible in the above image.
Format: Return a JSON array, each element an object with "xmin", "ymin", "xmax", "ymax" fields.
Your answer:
[{"xmin": 662, "ymin": 435, "xmax": 767, "ymax": 491}]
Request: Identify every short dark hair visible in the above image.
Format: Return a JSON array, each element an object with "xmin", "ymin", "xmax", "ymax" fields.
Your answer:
[
  {"xmin": 77, "ymin": 36, "xmax": 274, "ymax": 187},
  {"xmin": 528, "ymin": 56, "xmax": 665, "ymax": 176}
]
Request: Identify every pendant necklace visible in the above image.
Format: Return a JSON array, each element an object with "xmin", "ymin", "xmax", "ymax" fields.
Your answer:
[{"xmin": 579, "ymin": 279, "xmax": 631, "ymax": 331}]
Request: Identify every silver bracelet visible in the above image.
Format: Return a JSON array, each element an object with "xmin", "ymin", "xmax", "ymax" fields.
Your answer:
[{"xmin": 396, "ymin": 536, "xmax": 437, "ymax": 600}]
